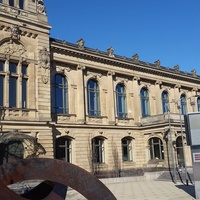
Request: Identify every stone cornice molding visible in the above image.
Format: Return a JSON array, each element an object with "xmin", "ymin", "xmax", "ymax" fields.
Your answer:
[
  {"xmin": 50, "ymin": 39, "xmax": 200, "ymax": 84},
  {"xmin": 0, "ymin": 25, "xmax": 38, "ymax": 39}
]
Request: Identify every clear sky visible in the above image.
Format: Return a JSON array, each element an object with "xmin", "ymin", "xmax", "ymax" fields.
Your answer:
[{"xmin": 45, "ymin": 0, "xmax": 200, "ymax": 75}]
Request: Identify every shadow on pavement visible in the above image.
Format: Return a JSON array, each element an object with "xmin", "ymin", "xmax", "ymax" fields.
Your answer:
[{"xmin": 175, "ymin": 184, "xmax": 195, "ymax": 198}]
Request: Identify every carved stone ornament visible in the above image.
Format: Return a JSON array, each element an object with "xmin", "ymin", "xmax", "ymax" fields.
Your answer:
[
  {"xmin": 37, "ymin": 0, "xmax": 46, "ymax": 15},
  {"xmin": 10, "ymin": 26, "xmax": 20, "ymax": 40},
  {"xmin": 107, "ymin": 47, "xmax": 115, "ymax": 57},
  {"xmin": 41, "ymin": 75, "xmax": 49, "ymax": 84},
  {"xmin": 174, "ymin": 65, "xmax": 180, "ymax": 72},
  {"xmin": 77, "ymin": 38, "xmax": 85, "ymax": 50},
  {"xmin": 1, "ymin": 40, "xmax": 27, "ymax": 57},
  {"xmin": 56, "ymin": 66, "xmax": 71, "ymax": 74},
  {"xmin": 191, "ymin": 69, "xmax": 197, "ymax": 77},
  {"xmin": 154, "ymin": 60, "xmax": 160, "ymax": 68},
  {"xmin": 132, "ymin": 54, "xmax": 139, "ymax": 63},
  {"xmin": 39, "ymin": 48, "xmax": 50, "ymax": 69}
]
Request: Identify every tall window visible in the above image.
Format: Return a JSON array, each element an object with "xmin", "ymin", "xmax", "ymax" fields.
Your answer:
[
  {"xmin": 52, "ymin": 74, "xmax": 68, "ymax": 114},
  {"xmin": 87, "ymin": 79, "xmax": 100, "ymax": 116},
  {"xmin": 21, "ymin": 65, "xmax": 27, "ymax": 108},
  {"xmin": 1, "ymin": 61, "xmax": 28, "ymax": 109},
  {"xmin": 180, "ymin": 94, "xmax": 187, "ymax": 115},
  {"xmin": 197, "ymin": 97, "xmax": 200, "ymax": 112},
  {"xmin": 92, "ymin": 137, "xmax": 104, "ymax": 163},
  {"xmin": 162, "ymin": 91, "xmax": 169, "ymax": 113},
  {"xmin": 116, "ymin": 83, "xmax": 127, "ymax": 118},
  {"xmin": 141, "ymin": 88, "xmax": 150, "ymax": 117},
  {"xmin": 149, "ymin": 137, "xmax": 164, "ymax": 160},
  {"xmin": 122, "ymin": 137, "xmax": 132, "ymax": 162},
  {"xmin": 9, "ymin": 62, "xmax": 17, "ymax": 107},
  {"xmin": 56, "ymin": 137, "xmax": 72, "ymax": 163}
]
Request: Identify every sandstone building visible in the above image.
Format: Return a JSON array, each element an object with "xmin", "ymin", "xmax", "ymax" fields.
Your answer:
[{"xmin": 0, "ymin": 0, "xmax": 199, "ymax": 177}]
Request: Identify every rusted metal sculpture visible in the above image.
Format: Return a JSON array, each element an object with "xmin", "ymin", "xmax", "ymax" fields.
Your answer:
[{"xmin": 0, "ymin": 158, "xmax": 117, "ymax": 200}]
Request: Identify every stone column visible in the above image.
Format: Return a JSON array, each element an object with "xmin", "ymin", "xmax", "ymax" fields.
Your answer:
[{"xmin": 76, "ymin": 64, "xmax": 86, "ymax": 123}]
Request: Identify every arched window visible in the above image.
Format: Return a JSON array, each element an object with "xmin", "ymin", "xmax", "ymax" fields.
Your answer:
[
  {"xmin": 162, "ymin": 91, "xmax": 169, "ymax": 113},
  {"xmin": 141, "ymin": 88, "xmax": 150, "ymax": 117},
  {"xmin": 176, "ymin": 136, "xmax": 184, "ymax": 168},
  {"xmin": 87, "ymin": 79, "xmax": 100, "ymax": 116},
  {"xmin": 19, "ymin": 0, "xmax": 24, "ymax": 9},
  {"xmin": 180, "ymin": 94, "xmax": 187, "ymax": 115},
  {"xmin": 52, "ymin": 74, "xmax": 68, "ymax": 114},
  {"xmin": 121, "ymin": 137, "xmax": 133, "ymax": 162},
  {"xmin": 92, "ymin": 137, "xmax": 105, "ymax": 163},
  {"xmin": 56, "ymin": 137, "xmax": 72, "ymax": 163},
  {"xmin": 149, "ymin": 137, "xmax": 164, "ymax": 160},
  {"xmin": 116, "ymin": 83, "xmax": 127, "ymax": 118},
  {"xmin": 197, "ymin": 97, "xmax": 200, "ymax": 112}
]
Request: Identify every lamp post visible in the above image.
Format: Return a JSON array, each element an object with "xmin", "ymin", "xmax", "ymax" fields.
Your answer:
[
  {"xmin": 166, "ymin": 103, "xmax": 177, "ymax": 183},
  {"xmin": 175, "ymin": 95, "xmax": 200, "ymax": 185}
]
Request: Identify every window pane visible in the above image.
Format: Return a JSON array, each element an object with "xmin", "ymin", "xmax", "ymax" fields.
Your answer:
[
  {"xmin": 9, "ymin": 0, "xmax": 14, "ymax": 6},
  {"xmin": 0, "ymin": 76, "xmax": 3, "ymax": 106},
  {"xmin": 162, "ymin": 91, "xmax": 169, "ymax": 113},
  {"xmin": 87, "ymin": 79, "xmax": 100, "ymax": 116},
  {"xmin": 180, "ymin": 95, "xmax": 187, "ymax": 115},
  {"xmin": 52, "ymin": 74, "xmax": 68, "ymax": 114},
  {"xmin": 141, "ymin": 88, "xmax": 150, "ymax": 117},
  {"xmin": 0, "ymin": 61, "xmax": 4, "ymax": 71},
  {"xmin": 21, "ymin": 65, "xmax": 27, "ymax": 75},
  {"xmin": 9, "ymin": 63, "xmax": 17, "ymax": 73},
  {"xmin": 19, "ymin": 0, "xmax": 24, "ymax": 9},
  {"xmin": 9, "ymin": 77, "xmax": 17, "ymax": 107},
  {"xmin": 22, "ymin": 78, "xmax": 27, "ymax": 108},
  {"xmin": 116, "ymin": 84, "xmax": 127, "ymax": 118},
  {"xmin": 197, "ymin": 98, "xmax": 200, "ymax": 112}
]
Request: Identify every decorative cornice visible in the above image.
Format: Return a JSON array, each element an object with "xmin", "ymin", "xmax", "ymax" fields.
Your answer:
[{"xmin": 0, "ymin": 25, "xmax": 38, "ymax": 39}]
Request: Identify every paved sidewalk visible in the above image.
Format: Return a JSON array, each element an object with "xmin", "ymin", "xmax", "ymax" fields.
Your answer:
[{"xmin": 67, "ymin": 180, "xmax": 195, "ymax": 200}]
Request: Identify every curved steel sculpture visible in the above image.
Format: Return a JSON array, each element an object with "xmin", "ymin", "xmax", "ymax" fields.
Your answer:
[{"xmin": 0, "ymin": 158, "xmax": 117, "ymax": 200}]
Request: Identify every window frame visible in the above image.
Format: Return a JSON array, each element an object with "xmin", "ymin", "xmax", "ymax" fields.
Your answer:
[
  {"xmin": 149, "ymin": 137, "xmax": 164, "ymax": 160},
  {"xmin": 52, "ymin": 74, "xmax": 68, "ymax": 114},
  {"xmin": 56, "ymin": 137, "xmax": 72, "ymax": 163},
  {"xmin": 116, "ymin": 83, "xmax": 127, "ymax": 118},
  {"xmin": 140, "ymin": 87, "xmax": 150, "ymax": 117},
  {"xmin": 180, "ymin": 94, "xmax": 187, "ymax": 115},
  {"xmin": 92, "ymin": 137, "xmax": 105, "ymax": 164},
  {"xmin": 122, "ymin": 137, "xmax": 133, "ymax": 162},
  {"xmin": 162, "ymin": 91, "xmax": 169, "ymax": 113},
  {"xmin": 87, "ymin": 79, "xmax": 101, "ymax": 116}
]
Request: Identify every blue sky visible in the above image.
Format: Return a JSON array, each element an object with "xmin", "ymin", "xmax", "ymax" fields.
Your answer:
[{"xmin": 45, "ymin": 0, "xmax": 200, "ymax": 75}]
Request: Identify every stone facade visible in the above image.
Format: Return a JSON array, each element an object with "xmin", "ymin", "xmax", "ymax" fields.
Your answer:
[{"xmin": 0, "ymin": 1, "xmax": 198, "ymax": 176}]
